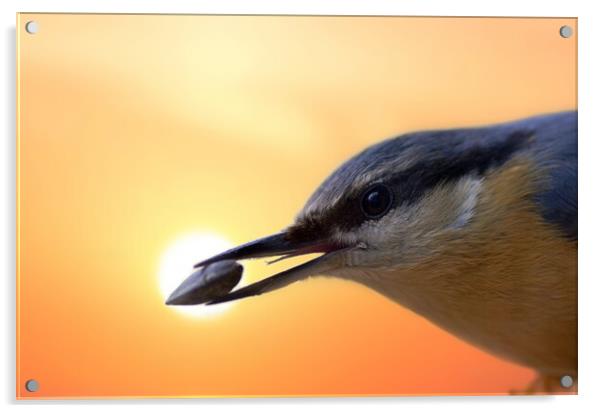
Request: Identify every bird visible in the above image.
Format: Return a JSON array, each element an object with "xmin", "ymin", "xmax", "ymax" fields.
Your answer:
[{"xmin": 192, "ymin": 110, "xmax": 577, "ymax": 392}]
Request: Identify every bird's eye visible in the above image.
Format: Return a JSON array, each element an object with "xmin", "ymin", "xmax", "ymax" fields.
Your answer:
[{"xmin": 360, "ymin": 184, "xmax": 393, "ymax": 218}]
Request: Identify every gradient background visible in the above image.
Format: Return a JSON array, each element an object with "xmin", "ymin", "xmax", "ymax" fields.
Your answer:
[{"xmin": 16, "ymin": 14, "xmax": 577, "ymax": 398}]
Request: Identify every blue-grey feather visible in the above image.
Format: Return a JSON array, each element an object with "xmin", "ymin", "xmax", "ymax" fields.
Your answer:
[
  {"xmin": 515, "ymin": 111, "xmax": 577, "ymax": 241},
  {"xmin": 303, "ymin": 111, "xmax": 577, "ymax": 240}
]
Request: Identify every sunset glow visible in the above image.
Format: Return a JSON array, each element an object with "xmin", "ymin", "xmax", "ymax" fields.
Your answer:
[{"xmin": 17, "ymin": 14, "xmax": 576, "ymax": 398}]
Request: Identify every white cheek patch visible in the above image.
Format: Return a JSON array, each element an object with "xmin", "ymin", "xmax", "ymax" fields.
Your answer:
[
  {"xmin": 331, "ymin": 175, "xmax": 483, "ymax": 262},
  {"xmin": 451, "ymin": 177, "xmax": 483, "ymax": 229},
  {"xmin": 333, "ymin": 207, "xmax": 408, "ymax": 250}
]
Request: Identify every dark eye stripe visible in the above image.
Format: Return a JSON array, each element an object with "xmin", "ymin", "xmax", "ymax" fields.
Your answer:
[
  {"xmin": 387, "ymin": 130, "xmax": 531, "ymax": 207},
  {"xmin": 291, "ymin": 129, "xmax": 533, "ymax": 240}
]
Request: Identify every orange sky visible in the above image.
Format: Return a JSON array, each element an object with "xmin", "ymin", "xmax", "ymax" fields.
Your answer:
[{"xmin": 17, "ymin": 14, "xmax": 576, "ymax": 398}]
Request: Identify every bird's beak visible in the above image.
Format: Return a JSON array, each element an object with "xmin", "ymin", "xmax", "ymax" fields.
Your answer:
[{"xmin": 192, "ymin": 231, "xmax": 347, "ymax": 305}]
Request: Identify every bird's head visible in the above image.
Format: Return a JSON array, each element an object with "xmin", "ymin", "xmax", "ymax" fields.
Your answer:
[{"xmin": 195, "ymin": 127, "xmax": 533, "ymax": 304}]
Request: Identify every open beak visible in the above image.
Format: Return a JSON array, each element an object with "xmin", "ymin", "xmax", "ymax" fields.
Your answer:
[{"xmin": 192, "ymin": 231, "xmax": 347, "ymax": 305}]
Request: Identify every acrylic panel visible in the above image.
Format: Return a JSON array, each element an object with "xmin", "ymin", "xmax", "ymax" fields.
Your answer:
[{"xmin": 16, "ymin": 14, "xmax": 577, "ymax": 398}]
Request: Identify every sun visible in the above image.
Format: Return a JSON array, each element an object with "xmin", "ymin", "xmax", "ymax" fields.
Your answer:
[{"xmin": 158, "ymin": 232, "xmax": 237, "ymax": 318}]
